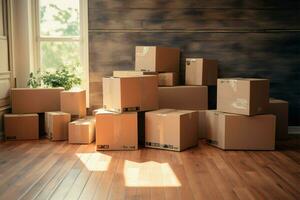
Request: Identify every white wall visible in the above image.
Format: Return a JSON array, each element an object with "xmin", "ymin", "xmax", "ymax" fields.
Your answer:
[{"xmin": 12, "ymin": 0, "xmax": 34, "ymax": 87}]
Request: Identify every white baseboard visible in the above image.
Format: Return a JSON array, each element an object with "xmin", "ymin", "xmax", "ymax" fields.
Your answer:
[{"xmin": 288, "ymin": 126, "xmax": 300, "ymax": 134}]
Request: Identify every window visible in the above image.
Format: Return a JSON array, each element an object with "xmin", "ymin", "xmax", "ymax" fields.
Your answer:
[{"xmin": 33, "ymin": 0, "xmax": 89, "ymax": 93}]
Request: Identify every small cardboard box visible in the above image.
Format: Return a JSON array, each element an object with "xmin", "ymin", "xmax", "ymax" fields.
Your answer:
[
  {"xmin": 135, "ymin": 46, "xmax": 180, "ymax": 72},
  {"xmin": 4, "ymin": 114, "xmax": 39, "ymax": 140},
  {"xmin": 45, "ymin": 112, "xmax": 71, "ymax": 141},
  {"xmin": 158, "ymin": 86, "xmax": 208, "ymax": 110},
  {"xmin": 103, "ymin": 75, "xmax": 158, "ymax": 112},
  {"xmin": 113, "ymin": 70, "xmax": 157, "ymax": 77},
  {"xmin": 95, "ymin": 110, "xmax": 138, "ymax": 150},
  {"xmin": 145, "ymin": 109, "xmax": 198, "ymax": 151},
  {"xmin": 69, "ymin": 117, "xmax": 95, "ymax": 144},
  {"xmin": 217, "ymin": 78, "xmax": 269, "ymax": 115},
  {"xmin": 185, "ymin": 58, "xmax": 218, "ymax": 86},
  {"xmin": 60, "ymin": 90, "xmax": 86, "ymax": 118},
  {"xmin": 198, "ymin": 110, "xmax": 207, "ymax": 139},
  {"xmin": 205, "ymin": 110, "xmax": 275, "ymax": 150},
  {"xmin": 268, "ymin": 99, "xmax": 288, "ymax": 140},
  {"xmin": 158, "ymin": 72, "xmax": 178, "ymax": 86},
  {"xmin": 11, "ymin": 88, "xmax": 64, "ymax": 114}
]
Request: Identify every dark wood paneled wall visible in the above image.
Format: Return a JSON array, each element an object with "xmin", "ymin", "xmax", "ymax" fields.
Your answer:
[{"xmin": 88, "ymin": 0, "xmax": 300, "ymax": 125}]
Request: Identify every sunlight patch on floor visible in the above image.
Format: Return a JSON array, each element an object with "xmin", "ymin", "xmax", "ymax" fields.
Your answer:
[
  {"xmin": 76, "ymin": 152, "xmax": 111, "ymax": 171},
  {"xmin": 123, "ymin": 160, "xmax": 181, "ymax": 187}
]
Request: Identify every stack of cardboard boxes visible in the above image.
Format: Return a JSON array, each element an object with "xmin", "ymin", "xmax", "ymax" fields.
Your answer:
[
  {"xmin": 95, "ymin": 46, "xmax": 210, "ymax": 151},
  {"xmin": 206, "ymin": 78, "xmax": 276, "ymax": 150},
  {"xmin": 4, "ymin": 45, "xmax": 289, "ymax": 152},
  {"xmin": 4, "ymin": 88, "xmax": 96, "ymax": 144},
  {"xmin": 205, "ymin": 78, "xmax": 289, "ymax": 150}
]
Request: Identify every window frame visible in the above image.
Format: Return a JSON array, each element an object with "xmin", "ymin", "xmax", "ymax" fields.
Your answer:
[{"xmin": 32, "ymin": 0, "xmax": 90, "ymax": 105}]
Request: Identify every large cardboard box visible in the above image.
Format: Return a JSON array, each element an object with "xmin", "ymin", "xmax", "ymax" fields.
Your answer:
[
  {"xmin": 217, "ymin": 78, "xmax": 269, "ymax": 115},
  {"xmin": 113, "ymin": 70, "xmax": 157, "ymax": 77},
  {"xmin": 158, "ymin": 72, "xmax": 178, "ymax": 86},
  {"xmin": 145, "ymin": 109, "xmax": 198, "ymax": 151},
  {"xmin": 60, "ymin": 90, "xmax": 86, "ymax": 118},
  {"xmin": 95, "ymin": 110, "xmax": 138, "ymax": 150},
  {"xmin": 268, "ymin": 99, "xmax": 288, "ymax": 140},
  {"xmin": 185, "ymin": 58, "xmax": 218, "ymax": 86},
  {"xmin": 103, "ymin": 75, "xmax": 158, "ymax": 112},
  {"xmin": 158, "ymin": 86, "xmax": 208, "ymax": 110},
  {"xmin": 69, "ymin": 117, "xmax": 95, "ymax": 144},
  {"xmin": 11, "ymin": 88, "xmax": 64, "ymax": 114},
  {"xmin": 4, "ymin": 114, "xmax": 39, "ymax": 140},
  {"xmin": 135, "ymin": 46, "xmax": 180, "ymax": 72},
  {"xmin": 45, "ymin": 112, "xmax": 71, "ymax": 141},
  {"xmin": 205, "ymin": 110, "xmax": 275, "ymax": 150}
]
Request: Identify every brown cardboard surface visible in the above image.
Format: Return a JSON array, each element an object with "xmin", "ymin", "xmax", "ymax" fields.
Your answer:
[
  {"xmin": 185, "ymin": 58, "xmax": 218, "ymax": 86},
  {"xmin": 145, "ymin": 109, "xmax": 198, "ymax": 151},
  {"xmin": 69, "ymin": 116, "xmax": 95, "ymax": 144},
  {"xmin": 103, "ymin": 75, "xmax": 158, "ymax": 112},
  {"xmin": 60, "ymin": 90, "xmax": 86, "ymax": 118},
  {"xmin": 11, "ymin": 88, "xmax": 64, "ymax": 114},
  {"xmin": 158, "ymin": 86, "xmax": 208, "ymax": 110},
  {"xmin": 4, "ymin": 114, "xmax": 39, "ymax": 140},
  {"xmin": 95, "ymin": 110, "xmax": 138, "ymax": 150},
  {"xmin": 217, "ymin": 78, "xmax": 269, "ymax": 115},
  {"xmin": 268, "ymin": 99, "xmax": 289, "ymax": 140},
  {"xmin": 158, "ymin": 72, "xmax": 178, "ymax": 86},
  {"xmin": 206, "ymin": 110, "xmax": 275, "ymax": 150},
  {"xmin": 135, "ymin": 46, "xmax": 180, "ymax": 72},
  {"xmin": 113, "ymin": 70, "xmax": 157, "ymax": 77},
  {"xmin": 45, "ymin": 112, "xmax": 71, "ymax": 141}
]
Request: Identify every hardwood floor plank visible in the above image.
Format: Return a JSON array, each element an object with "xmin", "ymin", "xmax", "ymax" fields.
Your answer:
[
  {"xmin": 0, "ymin": 139, "xmax": 299, "ymax": 200},
  {"xmin": 49, "ymin": 144, "xmax": 95, "ymax": 200},
  {"xmin": 19, "ymin": 143, "xmax": 79, "ymax": 200},
  {"xmin": 33, "ymin": 144, "xmax": 85, "ymax": 200},
  {"xmin": 0, "ymin": 142, "xmax": 58, "ymax": 192},
  {"xmin": 79, "ymin": 151, "xmax": 119, "ymax": 200},
  {"xmin": 0, "ymin": 142, "xmax": 66, "ymax": 200}
]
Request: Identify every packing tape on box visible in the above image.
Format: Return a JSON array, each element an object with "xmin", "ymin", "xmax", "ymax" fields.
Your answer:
[
  {"xmin": 136, "ymin": 47, "xmax": 150, "ymax": 56},
  {"xmin": 229, "ymin": 80, "xmax": 238, "ymax": 92},
  {"xmin": 231, "ymin": 98, "xmax": 248, "ymax": 110},
  {"xmin": 186, "ymin": 59, "xmax": 196, "ymax": 66},
  {"xmin": 220, "ymin": 79, "xmax": 238, "ymax": 92}
]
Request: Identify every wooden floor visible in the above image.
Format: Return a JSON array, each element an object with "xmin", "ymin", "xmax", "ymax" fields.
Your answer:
[{"xmin": 0, "ymin": 139, "xmax": 299, "ymax": 200}]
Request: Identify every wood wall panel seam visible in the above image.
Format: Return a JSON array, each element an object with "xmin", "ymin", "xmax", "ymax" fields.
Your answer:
[{"xmin": 88, "ymin": 29, "xmax": 300, "ymax": 33}]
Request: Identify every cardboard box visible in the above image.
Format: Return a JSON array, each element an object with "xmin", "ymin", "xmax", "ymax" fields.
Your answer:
[
  {"xmin": 198, "ymin": 110, "xmax": 207, "ymax": 139},
  {"xmin": 11, "ymin": 88, "xmax": 64, "ymax": 114},
  {"xmin": 217, "ymin": 78, "xmax": 269, "ymax": 115},
  {"xmin": 113, "ymin": 70, "xmax": 157, "ymax": 77},
  {"xmin": 113, "ymin": 71, "xmax": 177, "ymax": 86},
  {"xmin": 95, "ymin": 110, "xmax": 138, "ymax": 150},
  {"xmin": 158, "ymin": 72, "xmax": 178, "ymax": 86},
  {"xmin": 135, "ymin": 46, "xmax": 180, "ymax": 72},
  {"xmin": 268, "ymin": 99, "xmax": 288, "ymax": 140},
  {"xmin": 158, "ymin": 86, "xmax": 208, "ymax": 110},
  {"xmin": 185, "ymin": 58, "xmax": 218, "ymax": 86},
  {"xmin": 45, "ymin": 112, "xmax": 71, "ymax": 141},
  {"xmin": 103, "ymin": 75, "xmax": 158, "ymax": 112},
  {"xmin": 145, "ymin": 109, "xmax": 198, "ymax": 151},
  {"xmin": 4, "ymin": 114, "xmax": 39, "ymax": 140},
  {"xmin": 60, "ymin": 90, "xmax": 86, "ymax": 118},
  {"xmin": 205, "ymin": 110, "xmax": 275, "ymax": 150},
  {"xmin": 69, "ymin": 117, "xmax": 95, "ymax": 144}
]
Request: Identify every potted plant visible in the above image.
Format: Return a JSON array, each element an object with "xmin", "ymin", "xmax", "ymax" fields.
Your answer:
[{"xmin": 27, "ymin": 66, "xmax": 81, "ymax": 90}]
